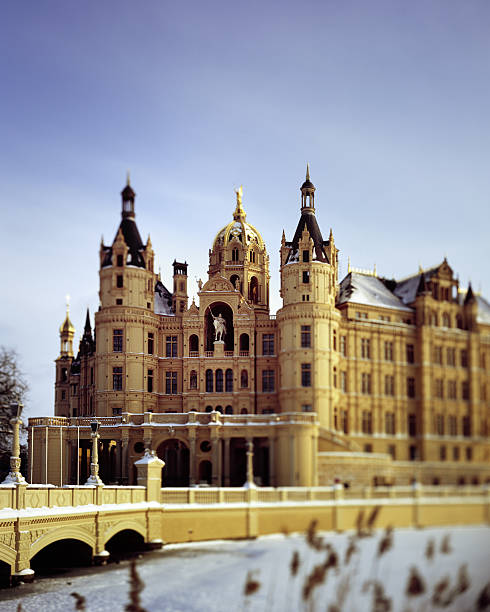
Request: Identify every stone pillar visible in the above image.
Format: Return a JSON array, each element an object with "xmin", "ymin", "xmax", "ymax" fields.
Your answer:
[
  {"xmin": 223, "ymin": 438, "xmax": 230, "ymax": 486},
  {"xmin": 121, "ymin": 435, "xmax": 129, "ymax": 485},
  {"xmin": 211, "ymin": 434, "xmax": 220, "ymax": 486},
  {"xmin": 268, "ymin": 436, "xmax": 275, "ymax": 487},
  {"xmin": 135, "ymin": 450, "xmax": 165, "ymax": 503},
  {"xmin": 189, "ymin": 430, "xmax": 197, "ymax": 486},
  {"xmin": 244, "ymin": 439, "xmax": 256, "ymax": 489}
]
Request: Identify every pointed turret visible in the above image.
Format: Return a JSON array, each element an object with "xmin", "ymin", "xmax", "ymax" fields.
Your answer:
[
  {"xmin": 59, "ymin": 298, "xmax": 75, "ymax": 357},
  {"xmin": 464, "ymin": 283, "xmax": 476, "ymax": 305},
  {"xmin": 79, "ymin": 309, "xmax": 95, "ymax": 356},
  {"xmin": 286, "ymin": 166, "xmax": 329, "ymax": 263}
]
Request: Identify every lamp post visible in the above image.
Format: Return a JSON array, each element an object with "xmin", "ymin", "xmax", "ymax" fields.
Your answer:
[
  {"xmin": 85, "ymin": 420, "xmax": 103, "ymax": 485},
  {"xmin": 2, "ymin": 402, "xmax": 26, "ymax": 484}
]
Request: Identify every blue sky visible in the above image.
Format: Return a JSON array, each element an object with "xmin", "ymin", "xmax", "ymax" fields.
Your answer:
[{"xmin": 1, "ymin": 1, "xmax": 489, "ymax": 417}]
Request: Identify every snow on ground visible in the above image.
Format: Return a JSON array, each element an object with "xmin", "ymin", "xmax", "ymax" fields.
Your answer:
[{"xmin": 1, "ymin": 526, "xmax": 489, "ymax": 611}]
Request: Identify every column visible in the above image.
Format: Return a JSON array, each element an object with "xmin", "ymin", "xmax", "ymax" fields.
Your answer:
[
  {"xmin": 268, "ymin": 436, "xmax": 275, "ymax": 487},
  {"xmin": 189, "ymin": 433, "xmax": 197, "ymax": 485},
  {"xmin": 211, "ymin": 433, "xmax": 220, "ymax": 486},
  {"xmin": 223, "ymin": 438, "xmax": 230, "ymax": 486}
]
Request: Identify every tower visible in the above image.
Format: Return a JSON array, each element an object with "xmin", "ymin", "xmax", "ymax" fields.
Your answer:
[
  {"xmin": 277, "ymin": 167, "xmax": 340, "ymax": 431},
  {"xmin": 172, "ymin": 261, "xmax": 188, "ymax": 314},
  {"xmin": 54, "ymin": 299, "xmax": 75, "ymax": 417},
  {"xmin": 208, "ymin": 187, "xmax": 270, "ymax": 313}
]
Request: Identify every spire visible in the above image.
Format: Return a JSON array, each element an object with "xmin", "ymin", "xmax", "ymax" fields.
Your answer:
[
  {"xmin": 300, "ymin": 164, "xmax": 316, "ymax": 212},
  {"xmin": 121, "ymin": 175, "xmax": 136, "ymax": 219},
  {"xmin": 84, "ymin": 308, "xmax": 91, "ymax": 334},
  {"xmin": 80, "ymin": 308, "xmax": 94, "ymax": 356},
  {"xmin": 233, "ymin": 185, "xmax": 246, "ymax": 221},
  {"xmin": 306, "ymin": 163, "xmax": 310, "ymax": 181},
  {"xmin": 464, "ymin": 283, "xmax": 476, "ymax": 305}
]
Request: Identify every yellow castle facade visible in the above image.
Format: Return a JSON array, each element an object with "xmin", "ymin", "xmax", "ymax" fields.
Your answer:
[{"xmin": 29, "ymin": 169, "xmax": 490, "ymax": 488}]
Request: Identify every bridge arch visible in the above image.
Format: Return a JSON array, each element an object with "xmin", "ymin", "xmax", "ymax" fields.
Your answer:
[
  {"xmin": 104, "ymin": 521, "xmax": 146, "ymax": 545},
  {"xmin": 29, "ymin": 527, "xmax": 95, "ymax": 560},
  {"xmin": 0, "ymin": 542, "xmax": 15, "ymax": 569}
]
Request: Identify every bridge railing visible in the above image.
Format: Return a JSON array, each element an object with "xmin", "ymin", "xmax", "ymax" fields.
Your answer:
[{"xmin": 160, "ymin": 484, "xmax": 488, "ymax": 505}]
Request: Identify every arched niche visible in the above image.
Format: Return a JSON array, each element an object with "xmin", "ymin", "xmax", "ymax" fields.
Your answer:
[
  {"xmin": 249, "ymin": 276, "xmax": 259, "ymax": 303},
  {"xmin": 205, "ymin": 302, "xmax": 234, "ymax": 351}
]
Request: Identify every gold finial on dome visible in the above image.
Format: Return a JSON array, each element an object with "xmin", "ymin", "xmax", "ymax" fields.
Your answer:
[
  {"xmin": 233, "ymin": 185, "xmax": 246, "ymax": 220},
  {"xmin": 60, "ymin": 295, "xmax": 75, "ymax": 334}
]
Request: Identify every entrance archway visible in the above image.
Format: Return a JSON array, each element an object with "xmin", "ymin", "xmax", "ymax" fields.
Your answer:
[{"xmin": 157, "ymin": 439, "xmax": 190, "ymax": 487}]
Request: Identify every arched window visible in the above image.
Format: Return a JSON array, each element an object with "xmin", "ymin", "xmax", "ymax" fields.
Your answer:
[
  {"xmin": 240, "ymin": 408, "xmax": 248, "ymax": 414},
  {"xmin": 225, "ymin": 405, "xmax": 233, "ymax": 414},
  {"xmin": 215, "ymin": 369, "xmax": 223, "ymax": 392},
  {"xmin": 205, "ymin": 405, "xmax": 213, "ymax": 412},
  {"xmin": 456, "ymin": 314, "xmax": 463, "ymax": 329},
  {"xmin": 240, "ymin": 333, "xmax": 249, "ymax": 352},
  {"xmin": 205, "ymin": 369, "xmax": 213, "ymax": 392},
  {"xmin": 215, "ymin": 405, "xmax": 223, "ymax": 413},
  {"xmin": 431, "ymin": 311, "xmax": 438, "ymax": 326},
  {"xmin": 190, "ymin": 370, "xmax": 197, "ymax": 390},
  {"xmin": 249, "ymin": 276, "xmax": 258, "ymax": 303},
  {"xmin": 442, "ymin": 313, "xmax": 451, "ymax": 328},
  {"xmin": 241, "ymin": 369, "xmax": 248, "ymax": 388},
  {"xmin": 225, "ymin": 369, "xmax": 233, "ymax": 392},
  {"xmin": 189, "ymin": 334, "xmax": 199, "ymax": 353}
]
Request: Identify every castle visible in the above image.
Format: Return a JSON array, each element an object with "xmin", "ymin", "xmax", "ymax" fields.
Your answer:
[{"xmin": 29, "ymin": 169, "xmax": 490, "ymax": 488}]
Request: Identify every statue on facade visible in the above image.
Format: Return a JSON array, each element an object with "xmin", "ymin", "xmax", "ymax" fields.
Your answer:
[{"xmin": 211, "ymin": 311, "xmax": 226, "ymax": 342}]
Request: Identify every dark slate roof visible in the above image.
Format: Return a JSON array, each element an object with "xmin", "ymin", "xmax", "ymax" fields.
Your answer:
[
  {"xmin": 154, "ymin": 280, "xmax": 174, "ymax": 315},
  {"xmin": 286, "ymin": 211, "xmax": 329, "ymax": 263},
  {"xmin": 338, "ymin": 272, "xmax": 413, "ymax": 312},
  {"xmin": 102, "ymin": 217, "xmax": 146, "ymax": 268},
  {"xmin": 392, "ymin": 266, "xmax": 439, "ymax": 305}
]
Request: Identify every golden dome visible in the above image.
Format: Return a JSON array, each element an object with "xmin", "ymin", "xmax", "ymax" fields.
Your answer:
[
  {"xmin": 212, "ymin": 187, "xmax": 264, "ymax": 250},
  {"xmin": 60, "ymin": 306, "xmax": 75, "ymax": 335}
]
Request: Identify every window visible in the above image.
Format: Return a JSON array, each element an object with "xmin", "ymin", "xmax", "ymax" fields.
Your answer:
[
  {"xmin": 249, "ymin": 250, "xmax": 256, "ymax": 263},
  {"xmin": 409, "ymin": 445, "xmax": 417, "ymax": 461},
  {"xmin": 215, "ymin": 369, "xmax": 223, "ymax": 392},
  {"xmin": 465, "ymin": 446, "xmax": 472, "ymax": 461},
  {"xmin": 205, "ymin": 369, "xmax": 213, "ymax": 392},
  {"xmin": 449, "ymin": 415, "xmax": 457, "ymax": 436},
  {"xmin": 113, "ymin": 367, "xmax": 123, "ymax": 391},
  {"xmin": 113, "ymin": 329, "xmax": 123, "ymax": 352},
  {"xmin": 356, "ymin": 312, "xmax": 368, "ymax": 319},
  {"xmin": 262, "ymin": 334, "xmax": 274, "ymax": 355},
  {"xmin": 300, "ymin": 325, "xmax": 311, "ymax": 348},
  {"xmin": 407, "ymin": 377, "xmax": 415, "ymax": 398},
  {"xmin": 434, "ymin": 346, "xmax": 442, "ymax": 365},
  {"xmin": 361, "ymin": 373, "xmax": 372, "ymax": 394},
  {"xmin": 453, "ymin": 446, "xmax": 460, "ymax": 461},
  {"xmin": 302, "ymin": 270, "xmax": 310, "ymax": 283},
  {"xmin": 116, "ymin": 274, "xmax": 123, "ymax": 288},
  {"xmin": 333, "ymin": 330, "xmax": 337, "ymax": 351},
  {"xmin": 462, "ymin": 416, "xmax": 471, "ymax": 437},
  {"xmin": 190, "ymin": 370, "xmax": 197, "ymax": 390},
  {"xmin": 61, "ymin": 367, "xmax": 68, "ymax": 382},
  {"xmin": 435, "ymin": 378, "xmax": 444, "ymax": 399},
  {"xmin": 61, "ymin": 390, "xmax": 66, "ymax": 400},
  {"xmin": 406, "ymin": 344, "xmax": 414, "ymax": 364},
  {"xmin": 442, "ymin": 313, "xmax": 451, "ymax": 328},
  {"xmin": 385, "ymin": 412, "xmax": 395, "ymax": 435},
  {"xmin": 232, "ymin": 248, "xmax": 239, "ymax": 262},
  {"xmin": 341, "ymin": 409, "xmax": 349, "ymax": 434},
  {"xmin": 302, "ymin": 404, "xmax": 313, "ymax": 412},
  {"xmin": 340, "ymin": 371, "xmax": 347, "ymax": 393},
  {"xmin": 225, "ymin": 369, "xmax": 233, "ymax": 393},
  {"xmin": 240, "ymin": 333, "xmax": 249, "ymax": 352},
  {"xmin": 388, "ymin": 445, "xmax": 396, "ymax": 459},
  {"xmin": 447, "ymin": 347, "xmax": 456, "ymax": 367},
  {"xmin": 361, "ymin": 338, "xmax": 371, "ymax": 359},
  {"xmin": 364, "ymin": 444, "xmax": 373, "ymax": 453},
  {"xmin": 302, "ymin": 249, "xmax": 309, "ymax": 262},
  {"xmin": 302, "ymin": 294, "xmax": 310, "ymax": 302},
  {"xmin": 147, "ymin": 369, "xmax": 153, "ymax": 393},
  {"xmin": 148, "ymin": 332, "xmax": 154, "ymax": 355},
  {"xmin": 384, "ymin": 375, "xmax": 395, "ymax": 396},
  {"xmin": 448, "ymin": 380, "xmax": 457, "ymax": 400},
  {"xmin": 384, "ymin": 341, "xmax": 394, "ymax": 361},
  {"xmin": 440, "ymin": 445, "xmax": 447, "ymax": 461},
  {"xmin": 166, "ymin": 336, "xmax": 177, "ymax": 358},
  {"xmin": 262, "ymin": 369, "xmax": 275, "ymax": 392},
  {"xmin": 380, "ymin": 315, "xmax": 391, "ymax": 322},
  {"xmin": 462, "ymin": 381, "xmax": 470, "ymax": 400},
  {"xmin": 189, "ymin": 334, "xmax": 199, "ymax": 353},
  {"xmin": 165, "ymin": 372, "xmax": 177, "ymax": 395},
  {"xmin": 435, "ymin": 414, "xmax": 444, "ymax": 436},
  {"xmin": 225, "ymin": 405, "xmax": 233, "ymax": 414},
  {"xmin": 362, "ymin": 411, "xmax": 372, "ymax": 434},
  {"xmin": 460, "ymin": 350, "xmax": 468, "ymax": 368},
  {"xmin": 408, "ymin": 414, "xmax": 416, "ymax": 437},
  {"xmin": 117, "ymin": 254, "xmax": 123, "ymax": 267},
  {"xmin": 301, "ymin": 363, "xmax": 311, "ymax": 387},
  {"xmin": 240, "ymin": 370, "xmax": 248, "ymax": 388},
  {"xmin": 340, "ymin": 335, "xmax": 347, "ymax": 356}
]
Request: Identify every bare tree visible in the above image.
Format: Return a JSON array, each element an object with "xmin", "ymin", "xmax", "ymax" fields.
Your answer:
[{"xmin": 0, "ymin": 347, "xmax": 28, "ymax": 479}]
